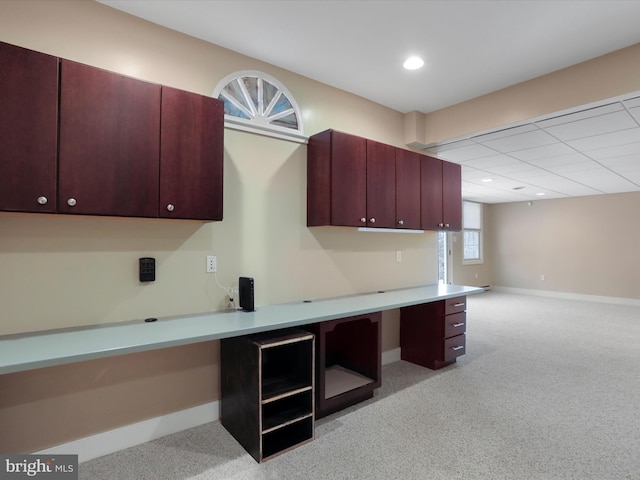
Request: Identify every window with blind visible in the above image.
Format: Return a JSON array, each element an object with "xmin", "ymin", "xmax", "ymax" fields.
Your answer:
[{"xmin": 463, "ymin": 201, "xmax": 483, "ymax": 264}]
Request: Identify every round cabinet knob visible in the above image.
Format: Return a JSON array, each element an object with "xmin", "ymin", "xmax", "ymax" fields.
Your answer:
[
  {"xmin": 445, "ymin": 223, "xmax": 450, "ymax": 228},
  {"xmin": 166, "ymin": 204, "xmax": 175, "ymax": 212},
  {"xmin": 369, "ymin": 217, "xmax": 376, "ymax": 224},
  {"xmin": 37, "ymin": 196, "xmax": 48, "ymax": 205},
  {"xmin": 67, "ymin": 198, "xmax": 77, "ymax": 207},
  {"xmin": 438, "ymin": 222, "xmax": 444, "ymax": 228},
  {"xmin": 360, "ymin": 217, "xmax": 366, "ymax": 223},
  {"xmin": 398, "ymin": 220, "xmax": 404, "ymax": 226}
]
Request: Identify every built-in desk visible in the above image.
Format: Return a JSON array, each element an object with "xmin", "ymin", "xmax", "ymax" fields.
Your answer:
[{"xmin": 0, "ymin": 284, "xmax": 483, "ymax": 375}]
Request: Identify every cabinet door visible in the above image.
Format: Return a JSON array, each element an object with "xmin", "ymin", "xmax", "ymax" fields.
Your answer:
[
  {"xmin": 442, "ymin": 161, "xmax": 462, "ymax": 230},
  {"xmin": 160, "ymin": 87, "xmax": 224, "ymax": 220},
  {"xmin": 0, "ymin": 42, "xmax": 58, "ymax": 213},
  {"xmin": 366, "ymin": 140, "xmax": 395, "ymax": 228},
  {"xmin": 330, "ymin": 131, "xmax": 367, "ymax": 227},
  {"xmin": 59, "ymin": 60, "xmax": 161, "ymax": 217},
  {"xmin": 395, "ymin": 149, "xmax": 421, "ymax": 229},
  {"xmin": 420, "ymin": 154, "xmax": 444, "ymax": 230}
]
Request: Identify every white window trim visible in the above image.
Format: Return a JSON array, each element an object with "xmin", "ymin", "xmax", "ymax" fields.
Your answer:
[{"xmin": 213, "ymin": 70, "xmax": 308, "ymax": 144}]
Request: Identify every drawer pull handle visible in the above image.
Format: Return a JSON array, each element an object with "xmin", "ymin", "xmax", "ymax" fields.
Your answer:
[
  {"xmin": 453, "ymin": 303, "xmax": 465, "ymax": 307},
  {"xmin": 452, "ymin": 345, "xmax": 464, "ymax": 351},
  {"xmin": 452, "ymin": 322, "xmax": 465, "ymax": 327}
]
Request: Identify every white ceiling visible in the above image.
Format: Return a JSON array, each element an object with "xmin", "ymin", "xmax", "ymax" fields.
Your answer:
[
  {"xmin": 430, "ymin": 95, "xmax": 640, "ymax": 203},
  {"xmin": 98, "ymin": 0, "xmax": 640, "ymax": 204}
]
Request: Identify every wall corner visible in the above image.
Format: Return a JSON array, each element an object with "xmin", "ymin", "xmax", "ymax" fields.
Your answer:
[{"xmin": 403, "ymin": 110, "xmax": 428, "ymax": 149}]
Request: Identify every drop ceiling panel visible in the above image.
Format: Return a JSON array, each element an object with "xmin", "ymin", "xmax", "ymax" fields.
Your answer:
[
  {"xmin": 508, "ymin": 142, "xmax": 575, "ymax": 161},
  {"xmin": 487, "ymin": 162, "xmax": 546, "ymax": 174},
  {"xmin": 435, "ymin": 143, "xmax": 496, "ymax": 162},
  {"xmin": 598, "ymin": 154, "xmax": 640, "ymax": 172},
  {"xmin": 623, "ymin": 97, "xmax": 640, "ymax": 108},
  {"xmin": 471, "ymin": 124, "xmax": 538, "ymax": 143},
  {"xmin": 479, "ymin": 129, "xmax": 558, "ymax": 153},
  {"xmin": 543, "ymin": 110, "xmax": 637, "ymax": 141},
  {"xmin": 628, "ymin": 106, "xmax": 640, "ymax": 123},
  {"xmin": 546, "ymin": 160, "xmax": 603, "ymax": 175},
  {"xmin": 460, "ymin": 154, "xmax": 522, "ymax": 169},
  {"xmin": 504, "ymin": 167, "xmax": 557, "ymax": 182},
  {"xmin": 567, "ymin": 127, "xmax": 640, "ymax": 152},
  {"xmin": 585, "ymin": 139, "xmax": 640, "ymax": 160},
  {"xmin": 535, "ymin": 103, "xmax": 622, "ymax": 128},
  {"xmin": 524, "ymin": 152, "xmax": 592, "ymax": 168},
  {"xmin": 427, "ymin": 92, "xmax": 640, "ymax": 203}
]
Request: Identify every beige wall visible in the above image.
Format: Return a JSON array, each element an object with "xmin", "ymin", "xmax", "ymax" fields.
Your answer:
[
  {"xmin": 2, "ymin": 0, "xmax": 639, "ymax": 455},
  {"xmin": 486, "ymin": 192, "xmax": 640, "ymax": 300},
  {"xmin": 0, "ymin": 0, "xmax": 437, "ymax": 452}
]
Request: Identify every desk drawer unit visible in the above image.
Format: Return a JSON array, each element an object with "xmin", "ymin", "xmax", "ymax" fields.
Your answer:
[{"xmin": 400, "ymin": 295, "xmax": 467, "ymax": 370}]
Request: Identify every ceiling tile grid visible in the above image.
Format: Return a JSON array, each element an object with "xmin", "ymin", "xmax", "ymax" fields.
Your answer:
[{"xmin": 431, "ymin": 95, "xmax": 640, "ymax": 203}]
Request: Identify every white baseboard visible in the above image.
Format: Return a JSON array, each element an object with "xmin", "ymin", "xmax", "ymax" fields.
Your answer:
[
  {"xmin": 38, "ymin": 348, "xmax": 404, "ymax": 464},
  {"xmin": 492, "ymin": 286, "xmax": 640, "ymax": 307},
  {"xmin": 37, "ymin": 401, "xmax": 219, "ymax": 463},
  {"xmin": 382, "ymin": 347, "xmax": 401, "ymax": 365}
]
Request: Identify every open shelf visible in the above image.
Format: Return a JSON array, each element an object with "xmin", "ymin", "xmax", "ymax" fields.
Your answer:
[
  {"xmin": 304, "ymin": 312, "xmax": 381, "ymax": 418},
  {"xmin": 221, "ymin": 329, "xmax": 315, "ymax": 462},
  {"xmin": 262, "ymin": 416, "xmax": 314, "ymax": 460},
  {"xmin": 262, "ymin": 389, "xmax": 313, "ymax": 432}
]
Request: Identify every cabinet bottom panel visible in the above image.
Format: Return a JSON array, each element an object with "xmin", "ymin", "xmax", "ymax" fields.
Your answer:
[{"xmin": 324, "ymin": 365, "xmax": 374, "ymax": 400}]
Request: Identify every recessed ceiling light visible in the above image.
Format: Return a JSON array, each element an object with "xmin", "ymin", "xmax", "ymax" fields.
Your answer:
[
  {"xmin": 536, "ymin": 192, "xmax": 546, "ymax": 196},
  {"xmin": 481, "ymin": 178, "xmax": 493, "ymax": 182},
  {"xmin": 403, "ymin": 56, "xmax": 424, "ymax": 70}
]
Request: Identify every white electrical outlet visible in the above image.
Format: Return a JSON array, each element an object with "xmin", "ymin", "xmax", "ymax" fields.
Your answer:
[
  {"xmin": 396, "ymin": 250, "xmax": 402, "ymax": 262},
  {"xmin": 207, "ymin": 255, "xmax": 217, "ymax": 273}
]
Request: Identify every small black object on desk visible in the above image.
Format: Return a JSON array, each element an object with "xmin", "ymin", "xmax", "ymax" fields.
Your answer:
[{"xmin": 239, "ymin": 276, "xmax": 255, "ymax": 312}]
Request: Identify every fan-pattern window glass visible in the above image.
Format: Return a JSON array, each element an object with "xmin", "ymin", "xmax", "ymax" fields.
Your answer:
[{"xmin": 213, "ymin": 71, "xmax": 305, "ymax": 142}]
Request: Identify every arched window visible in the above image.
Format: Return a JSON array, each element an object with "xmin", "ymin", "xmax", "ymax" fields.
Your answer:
[{"xmin": 213, "ymin": 70, "xmax": 305, "ymax": 143}]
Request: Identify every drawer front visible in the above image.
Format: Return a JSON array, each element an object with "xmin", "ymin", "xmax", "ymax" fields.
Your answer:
[
  {"xmin": 445, "ymin": 296, "xmax": 466, "ymax": 315},
  {"xmin": 444, "ymin": 312, "xmax": 466, "ymax": 338},
  {"xmin": 443, "ymin": 334, "xmax": 466, "ymax": 362}
]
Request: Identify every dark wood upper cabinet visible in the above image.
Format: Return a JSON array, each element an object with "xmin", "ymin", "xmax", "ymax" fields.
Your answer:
[
  {"xmin": 421, "ymin": 154, "xmax": 462, "ymax": 231},
  {"xmin": 308, "ymin": 129, "xmax": 367, "ymax": 227},
  {"xmin": 1, "ymin": 42, "xmax": 224, "ymax": 221},
  {"xmin": 366, "ymin": 140, "xmax": 396, "ymax": 228},
  {"xmin": 442, "ymin": 160, "xmax": 462, "ymax": 230},
  {"xmin": 395, "ymin": 149, "xmax": 421, "ymax": 230},
  {"xmin": 160, "ymin": 87, "xmax": 224, "ymax": 221},
  {"xmin": 330, "ymin": 131, "xmax": 367, "ymax": 227},
  {"xmin": 58, "ymin": 60, "xmax": 161, "ymax": 217},
  {"xmin": 308, "ymin": 129, "xmax": 461, "ymax": 231},
  {"xmin": 420, "ymin": 154, "xmax": 444, "ymax": 230},
  {"xmin": 0, "ymin": 42, "xmax": 58, "ymax": 213},
  {"xmin": 307, "ymin": 130, "xmax": 397, "ymax": 228}
]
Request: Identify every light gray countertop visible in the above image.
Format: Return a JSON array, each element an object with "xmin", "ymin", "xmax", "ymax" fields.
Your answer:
[{"xmin": 0, "ymin": 284, "xmax": 483, "ymax": 375}]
